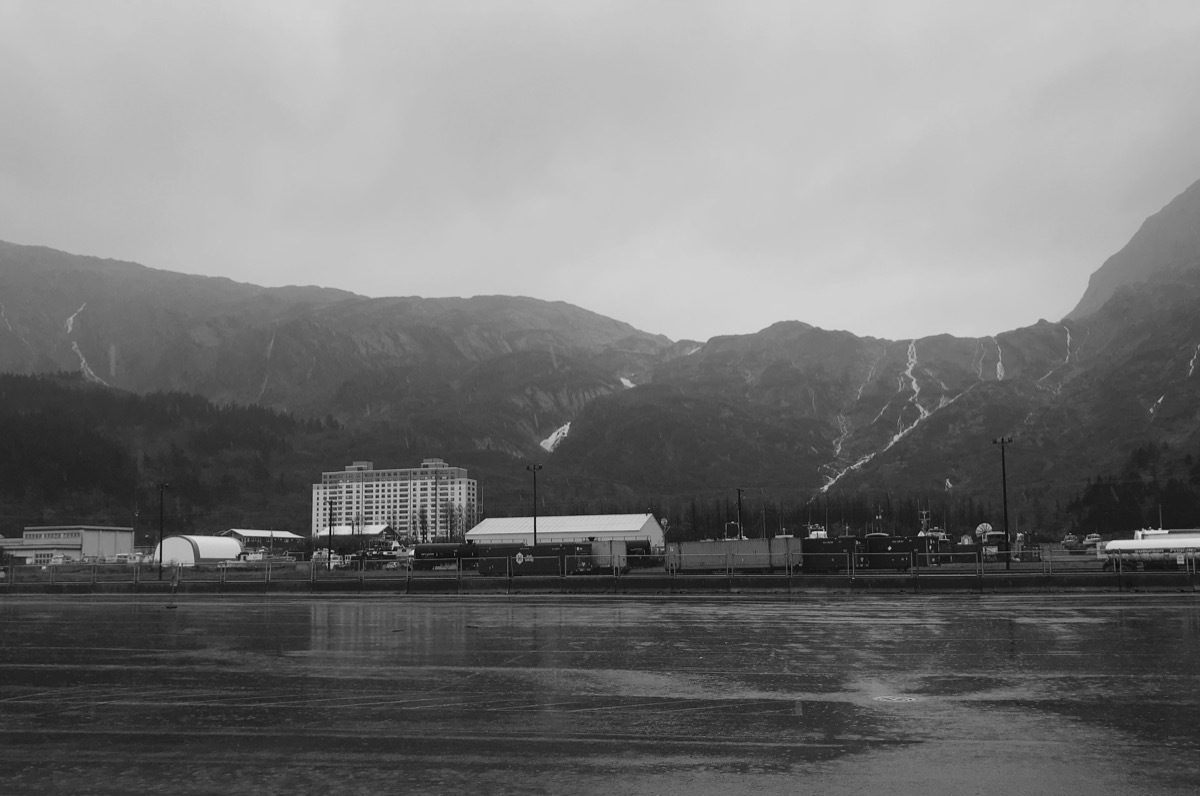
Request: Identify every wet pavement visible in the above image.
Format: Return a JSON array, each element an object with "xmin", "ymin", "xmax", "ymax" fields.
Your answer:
[{"xmin": 1, "ymin": 594, "xmax": 1198, "ymax": 795}]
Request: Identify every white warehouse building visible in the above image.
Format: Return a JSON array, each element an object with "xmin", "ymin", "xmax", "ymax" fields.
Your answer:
[
  {"xmin": 465, "ymin": 514, "xmax": 665, "ymax": 549},
  {"xmin": 310, "ymin": 459, "xmax": 478, "ymax": 542}
]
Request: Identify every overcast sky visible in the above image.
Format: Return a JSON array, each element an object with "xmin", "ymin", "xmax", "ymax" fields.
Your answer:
[{"xmin": 2, "ymin": 1, "xmax": 1199, "ymax": 343}]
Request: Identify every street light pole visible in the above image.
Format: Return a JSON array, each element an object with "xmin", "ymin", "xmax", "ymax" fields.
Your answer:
[
  {"xmin": 993, "ymin": 436, "xmax": 1013, "ymax": 571},
  {"xmin": 735, "ymin": 487, "xmax": 745, "ymax": 538},
  {"xmin": 526, "ymin": 464, "xmax": 543, "ymax": 547},
  {"xmin": 326, "ymin": 497, "xmax": 335, "ymax": 571},
  {"xmin": 157, "ymin": 482, "xmax": 170, "ymax": 580}
]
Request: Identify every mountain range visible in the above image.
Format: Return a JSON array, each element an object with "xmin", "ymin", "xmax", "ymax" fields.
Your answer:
[{"xmin": 2, "ymin": 176, "xmax": 1200, "ymax": 534}]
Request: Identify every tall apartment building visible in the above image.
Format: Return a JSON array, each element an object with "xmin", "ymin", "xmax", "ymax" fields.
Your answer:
[{"xmin": 310, "ymin": 458, "xmax": 479, "ymax": 542}]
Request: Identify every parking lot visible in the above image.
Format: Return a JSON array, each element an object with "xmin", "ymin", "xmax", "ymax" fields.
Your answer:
[{"xmin": 2, "ymin": 593, "xmax": 1199, "ymax": 795}]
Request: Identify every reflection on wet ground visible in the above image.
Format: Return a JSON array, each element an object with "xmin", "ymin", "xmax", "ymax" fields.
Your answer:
[{"xmin": 2, "ymin": 594, "xmax": 1198, "ymax": 794}]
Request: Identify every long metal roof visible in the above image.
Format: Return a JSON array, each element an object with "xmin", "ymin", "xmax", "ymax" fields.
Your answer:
[
  {"xmin": 467, "ymin": 514, "xmax": 661, "ymax": 538},
  {"xmin": 311, "ymin": 524, "xmax": 392, "ymax": 537},
  {"xmin": 221, "ymin": 529, "xmax": 305, "ymax": 540}
]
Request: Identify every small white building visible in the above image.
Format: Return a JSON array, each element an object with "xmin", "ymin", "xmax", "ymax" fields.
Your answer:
[
  {"xmin": 465, "ymin": 514, "xmax": 664, "ymax": 549},
  {"xmin": 153, "ymin": 535, "xmax": 243, "ymax": 567}
]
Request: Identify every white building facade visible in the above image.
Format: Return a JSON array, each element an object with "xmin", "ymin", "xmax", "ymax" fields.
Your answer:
[{"xmin": 310, "ymin": 459, "xmax": 478, "ymax": 542}]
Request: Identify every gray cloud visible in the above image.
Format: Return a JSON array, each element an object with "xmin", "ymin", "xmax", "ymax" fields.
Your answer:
[{"xmin": 2, "ymin": 0, "xmax": 1199, "ymax": 342}]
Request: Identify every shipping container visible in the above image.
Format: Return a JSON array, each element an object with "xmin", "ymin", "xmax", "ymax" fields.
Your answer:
[
  {"xmin": 862, "ymin": 534, "xmax": 914, "ymax": 570},
  {"xmin": 411, "ymin": 542, "xmax": 477, "ymax": 570},
  {"xmin": 475, "ymin": 544, "xmax": 595, "ymax": 576},
  {"xmin": 589, "ymin": 540, "xmax": 628, "ymax": 572},
  {"xmin": 799, "ymin": 536, "xmax": 860, "ymax": 573},
  {"xmin": 666, "ymin": 538, "xmax": 801, "ymax": 574}
]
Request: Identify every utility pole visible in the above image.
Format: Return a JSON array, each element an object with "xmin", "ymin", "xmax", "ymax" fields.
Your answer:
[
  {"xmin": 432, "ymin": 469, "xmax": 439, "ymax": 541},
  {"xmin": 326, "ymin": 497, "xmax": 335, "ymax": 571},
  {"xmin": 735, "ymin": 488, "xmax": 745, "ymax": 538},
  {"xmin": 526, "ymin": 464, "xmax": 543, "ymax": 547},
  {"xmin": 157, "ymin": 482, "xmax": 170, "ymax": 580},
  {"xmin": 993, "ymin": 436, "xmax": 1013, "ymax": 571}
]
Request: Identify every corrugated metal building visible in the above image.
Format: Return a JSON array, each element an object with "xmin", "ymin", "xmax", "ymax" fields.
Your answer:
[
  {"xmin": 465, "ymin": 514, "xmax": 664, "ymax": 549},
  {"xmin": 0, "ymin": 525, "xmax": 134, "ymax": 565}
]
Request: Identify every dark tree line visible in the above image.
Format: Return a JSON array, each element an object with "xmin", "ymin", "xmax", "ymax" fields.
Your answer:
[
  {"xmin": 5, "ymin": 372, "xmax": 1198, "ymax": 546},
  {"xmin": 1065, "ymin": 442, "xmax": 1200, "ymax": 535},
  {"xmin": 0, "ymin": 373, "xmax": 327, "ymax": 541},
  {"xmin": 0, "ymin": 411, "xmax": 134, "ymax": 502}
]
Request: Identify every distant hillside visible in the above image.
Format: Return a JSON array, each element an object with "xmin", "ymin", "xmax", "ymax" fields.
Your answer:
[
  {"xmin": 0, "ymin": 241, "xmax": 674, "ymax": 463},
  {"xmin": 0, "ymin": 373, "xmax": 1014, "ymax": 541},
  {"xmin": 0, "ymin": 373, "xmax": 329, "ymax": 541},
  {"xmin": 3, "ymin": 173, "xmax": 1200, "ymax": 537}
]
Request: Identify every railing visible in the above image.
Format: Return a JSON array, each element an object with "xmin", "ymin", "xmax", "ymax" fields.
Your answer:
[{"xmin": 1, "ymin": 546, "xmax": 1196, "ymax": 591}]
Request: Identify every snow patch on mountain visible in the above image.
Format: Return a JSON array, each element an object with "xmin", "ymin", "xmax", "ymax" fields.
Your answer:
[
  {"xmin": 832, "ymin": 413, "xmax": 850, "ymax": 457},
  {"xmin": 0, "ymin": 304, "xmax": 34, "ymax": 352},
  {"xmin": 972, "ymin": 340, "xmax": 985, "ymax": 380},
  {"xmin": 620, "ymin": 377, "xmax": 636, "ymax": 389},
  {"xmin": 992, "ymin": 336, "xmax": 1005, "ymax": 381},
  {"xmin": 540, "ymin": 422, "xmax": 571, "ymax": 452},
  {"xmin": 887, "ymin": 341, "xmax": 931, "ymax": 448},
  {"xmin": 871, "ymin": 400, "xmax": 892, "ymax": 425},
  {"xmin": 71, "ymin": 342, "xmax": 109, "ymax": 386},
  {"xmin": 820, "ymin": 452, "xmax": 877, "ymax": 493},
  {"xmin": 857, "ymin": 346, "xmax": 886, "ymax": 400},
  {"xmin": 1189, "ymin": 343, "xmax": 1200, "ymax": 378},
  {"xmin": 65, "ymin": 303, "xmax": 86, "ymax": 335},
  {"xmin": 1037, "ymin": 325, "xmax": 1074, "ymax": 388},
  {"xmin": 821, "ymin": 342, "xmax": 975, "ymax": 493},
  {"xmin": 257, "ymin": 331, "xmax": 276, "ymax": 402}
]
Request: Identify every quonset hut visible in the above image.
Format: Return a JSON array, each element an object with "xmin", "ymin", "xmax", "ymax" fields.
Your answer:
[
  {"xmin": 153, "ymin": 535, "xmax": 243, "ymax": 567},
  {"xmin": 465, "ymin": 514, "xmax": 665, "ymax": 550}
]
